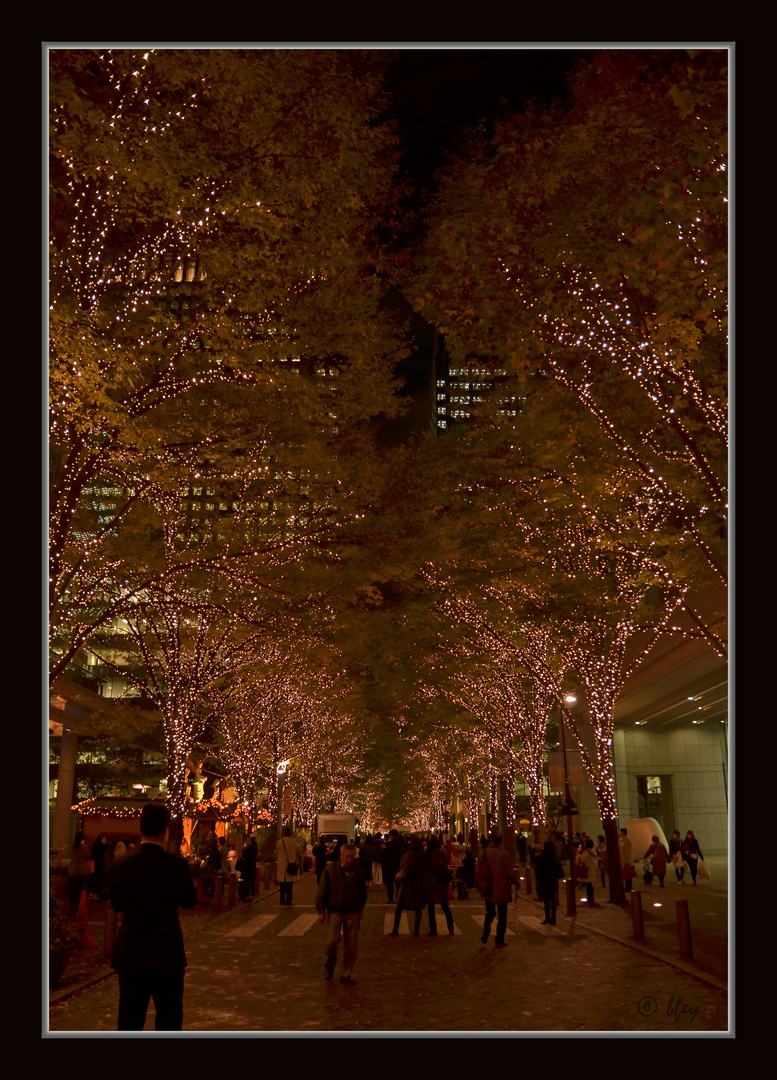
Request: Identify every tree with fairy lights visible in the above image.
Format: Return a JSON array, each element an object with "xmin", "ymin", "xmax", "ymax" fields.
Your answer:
[
  {"xmin": 49, "ymin": 48, "xmax": 406, "ymax": 685},
  {"xmin": 411, "ymin": 49, "xmax": 727, "ymax": 620}
]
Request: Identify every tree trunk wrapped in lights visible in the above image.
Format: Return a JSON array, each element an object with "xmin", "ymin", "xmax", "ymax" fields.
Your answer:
[{"xmin": 49, "ymin": 47, "xmax": 407, "ymax": 686}]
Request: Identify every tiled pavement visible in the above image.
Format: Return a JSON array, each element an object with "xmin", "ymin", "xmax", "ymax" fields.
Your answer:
[{"xmin": 46, "ymin": 859, "xmax": 729, "ymax": 1036}]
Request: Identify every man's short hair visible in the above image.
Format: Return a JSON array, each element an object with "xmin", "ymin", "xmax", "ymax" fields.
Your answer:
[
  {"xmin": 139, "ymin": 803, "xmax": 171, "ymax": 838},
  {"xmin": 340, "ymin": 843, "xmax": 357, "ymax": 856},
  {"xmin": 488, "ymin": 831, "xmax": 503, "ymax": 844}
]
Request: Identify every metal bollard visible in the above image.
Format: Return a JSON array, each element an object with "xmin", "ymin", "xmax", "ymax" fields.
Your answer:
[
  {"xmin": 631, "ymin": 891, "xmax": 644, "ymax": 939},
  {"xmin": 103, "ymin": 906, "xmax": 118, "ymax": 961},
  {"xmin": 525, "ymin": 867, "xmax": 533, "ymax": 895},
  {"xmin": 227, "ymin": 873, "xmax": 237, "ymax": 907},
  {"xmin": 676, "ymin": 899, "xmax": 693, "ymax": 958}
]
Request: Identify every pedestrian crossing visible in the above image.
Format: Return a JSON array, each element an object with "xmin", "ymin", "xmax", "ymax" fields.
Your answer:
[
  {"xmin": 383, "ymin": 913, "xmax": 464, "ymax": 935},
  {"xmin": 223, "ymin": 911, "xmax": 556, "ymax": 939}
]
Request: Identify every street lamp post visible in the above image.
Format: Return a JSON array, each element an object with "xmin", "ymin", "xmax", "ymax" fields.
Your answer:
[{"xmin": 560, "ymin": 694, "xmax": 578, "ymax": 917}]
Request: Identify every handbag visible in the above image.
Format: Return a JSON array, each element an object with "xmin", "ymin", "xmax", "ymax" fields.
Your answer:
[
  {"xmin": 697, "ymin": 859, "xmax": 711, "ymax": 881},
  {"xmin": 395, "ymin": 864, "xmax": 408, "ymax": 883},
  {"xmin": 575, "ymin": 862, "xmax": 589, "ymax": 880},
  {"xmin": 622, "ymin": 863, "xmax": 636, "ymax": 879},
  {"xmin": 283, "ymin": 838, "xmax": 299, "ymax": 875}
]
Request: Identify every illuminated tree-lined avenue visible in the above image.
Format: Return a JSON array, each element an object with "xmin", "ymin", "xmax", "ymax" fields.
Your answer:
[{"xmin": 49, "ymin": 48, "xmax": 727, "ymax": 903}]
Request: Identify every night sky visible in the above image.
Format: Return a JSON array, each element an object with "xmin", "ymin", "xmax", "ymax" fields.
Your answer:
[
  {"xmin": 375, "ymin": 48, "xmax": 594, "ymax": 409},
  {"xmin": 384, "ymin": 47, "xmax": 589, "ymax": 197}
]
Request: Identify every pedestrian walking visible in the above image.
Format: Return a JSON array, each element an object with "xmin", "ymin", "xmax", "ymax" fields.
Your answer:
[
  {"xmin": 423, "ymin": 837, "xmax": 455, "ymax": 936},
  {"xmin": 383, "ymin": 829, "xmax": 405, "ymax": 904},
  {"xmin": 109, "ymin": 803, "xmax": 197, "ymax": 1031},
  {"xmin": 576, "ymin": 838, "xmax": 599, "ymax": 905},
  {"xmin": 669, "ymin": 830, "xmax": 686, "ymax": 883},
  {"xmin": 316, "ymin": 843, "xmax": 367, "ymax": 986},
  {"xmin": 68, "ymin": 830, "xmax": 91, "ymax": 915},
  {"xmin": 643, "ymin": 835, "xmax": 669, "ymax": 887},
  {"xmin": 389, "ymin": 836, "xmax": 425, "ymax": 937},
  {"xmin": 359, "ymin": 834, "xmax": 376, "ymax": 885},
  {"xmin": 682, "ymin": 830, "xmax": 704, "ymax": 885},
  {"xmin": 534, "ymin": 840, "xmax": 563, "ymax": 925},
  {"xmin": 475, "ymin": 832, "xmax": 519, "ymax": 948},
  {"xmin": 240, "ymin": 837, "xmax": 258, "ymax": 902},
  {"xmin": 619, "ymin": 827, "xmax": 634, "ymax": 892},
  {"xmin": 275, "ymin": 827, "xmax": 300, "ymax": 905}
]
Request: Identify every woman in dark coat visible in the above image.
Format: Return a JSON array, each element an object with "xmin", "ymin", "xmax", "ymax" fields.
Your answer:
[
  {"xmin": 534, "ymin": 841, "xmax": 563, "ymax": 925},
  {"xmin": 682, "ymin": 830, "xmax": 704, "ymax": 885},
  {"xmin": 241, "ymin": 837, "xmax": 259, "ymax": 902},
  {"xmin": 389, "ymin": 836, "xmax": 426, "ymax": 937},
  {"xmin": 423, "ymin": 837, "xmax": 455, "ymax": 936}
]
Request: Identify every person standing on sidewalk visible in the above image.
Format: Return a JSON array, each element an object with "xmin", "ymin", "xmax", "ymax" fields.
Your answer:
[
  {"xmin": 109, "ymin": 803, "xmax": 197, "ymax": 1031},
  {"xmin": 619, "ymin": 828, "xmax": 634, "ymax": 893},
  {"xmin": 276, "ymin": 827, "xmax": 300, "ymax": 906},
  {"xmin": 533, "ymin": 841, "xmax": 563, "ymax": 925},
  {"xmin": 476, "ymin": 832, "xmax": 519, "ymax": 948},
  {"xmin": 240, "ymin": 836, "xmax": 259, "ymax": 902},
  {"xmin": 577, "ymin": 838, "xmax": 600, "ymax": 905},
  {"xmin": 316, "ymin": 843, "xmax": 367, "ymax": 986}
]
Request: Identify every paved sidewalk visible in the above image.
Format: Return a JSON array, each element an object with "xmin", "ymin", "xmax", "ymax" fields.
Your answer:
[
  {"xmin": 47, "ymin": 860, "xmax": 729, "ymax": 1035},
  {"xmin": 512, "ymin": 856, "xmax": 728, "ymax": 991}
]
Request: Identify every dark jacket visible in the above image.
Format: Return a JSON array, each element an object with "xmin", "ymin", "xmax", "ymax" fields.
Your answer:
[
  {"xmin": 423, "ymin": 848, "xmax": 452, "ymax": 905},
  {"xmin": 396, "ymin": 848, "xmax": 426, "ymax": 910},
  {"xmin": 241, "ymin": 843, "xmax": 258, "ymax": 883},
  {"xmin": 316, "ymin": 860, "xmax": 367, "ymax": 915},
  {"xmin": 110, "ymin": 842, "xmax": 197, "ymax": 972},
  {"xmin": 534, "ymin": 849, "xmax": 564, "ymax": 900},
  {"xmin": 383, "ymin": 836, "xmax": 405, "ymax": 875}
]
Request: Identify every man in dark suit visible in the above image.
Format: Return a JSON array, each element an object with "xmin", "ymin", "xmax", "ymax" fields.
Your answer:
[{"xmin": 110, "ymin": 802, "xmax": 197, "ymax": 1031}]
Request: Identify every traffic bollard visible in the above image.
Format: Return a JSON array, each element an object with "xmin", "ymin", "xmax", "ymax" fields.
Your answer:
[
  {"xmin": 525, "ymin": 867, "xmax": 533, "ymax": 895},
  {"xmin": 227, "ymin": 873, "xmax": 237, "ymax": 907},
  {"xmin": 631, "ymin": 891, "xmax": 644, "ymax": 939},
  {"xmin": 676, "ymin": 899, "xmax": 693, "ymax": 958}
]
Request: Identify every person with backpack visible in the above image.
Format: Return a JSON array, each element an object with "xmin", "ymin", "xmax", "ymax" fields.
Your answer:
[{"xmin": 475, "ymin": 832, "xmax": 520, "ymax": 948}]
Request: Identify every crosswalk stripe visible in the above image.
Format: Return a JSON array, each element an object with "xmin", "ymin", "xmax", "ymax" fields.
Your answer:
[
  {"xmin": 278, "ymin": 914, "xmax": 320, "ymax": 937},
  {"xmin": 225, "ymin": 914, "xmax": 278, "ymax": 937},
  {"xmin": 470, "ymin": 916, "xmax": 515, "ymax": 936},
  {"xmin": 517, "ymin": 915, "xmax": 564, "ymax": 936}
]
